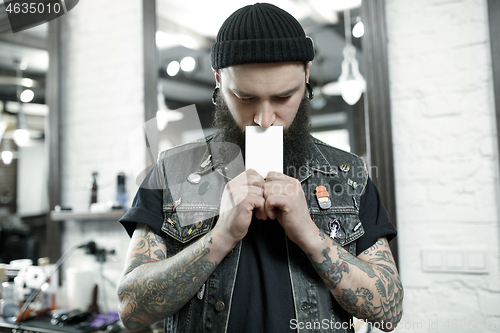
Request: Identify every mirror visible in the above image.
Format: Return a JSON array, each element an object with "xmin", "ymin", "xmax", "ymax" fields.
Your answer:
[
  {"xmin": 154, "ymin": 0, "xmax": 367, "ymax": 158},
  {"xmin": 0, "ymin": 23, "xmax": 49, "ymax": 263}
]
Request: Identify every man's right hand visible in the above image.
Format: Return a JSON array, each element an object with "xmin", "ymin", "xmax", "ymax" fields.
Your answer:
[{"xmin": 213, "ymin": 169, "xmax": 266, "ymax": 246}]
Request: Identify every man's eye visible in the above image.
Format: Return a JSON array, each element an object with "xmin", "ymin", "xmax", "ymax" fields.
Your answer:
[
  {"xmin": 239, "ymin": 97, "xmax": 254, "ymax": 103},
  {"xmin": 276, "ymin": 96, "xmax": 291, "ymax": 101}
]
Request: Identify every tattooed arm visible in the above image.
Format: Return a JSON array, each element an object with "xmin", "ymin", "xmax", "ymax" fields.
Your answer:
[
  {"xmin": 304, "ymin": 236, "xmax": 403, "ymax": 331},
  {"xmin": 117, "ymin": 223, "xmax": 233, "ymax": 330},
  {"xmin": 117, "ymin": 169, "xmax": 265, "ymax": 330},
  {"xmin": 261, "ymin": 172, "xmax": 403, "ymax": 330}
]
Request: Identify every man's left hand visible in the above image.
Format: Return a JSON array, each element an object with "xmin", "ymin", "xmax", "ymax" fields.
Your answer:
[{"xmin": 263, "ymin": 171, "xmax": 318, "ymax": 246}]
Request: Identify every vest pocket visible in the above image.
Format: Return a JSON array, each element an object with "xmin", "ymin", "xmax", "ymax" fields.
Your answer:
[{"xmin": 161, "ymin": 205, "xmax": 218, "ymax": 243}]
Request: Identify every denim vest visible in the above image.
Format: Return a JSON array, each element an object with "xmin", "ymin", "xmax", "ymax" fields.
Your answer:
[{"xmin": 157, "ymin": 134, "xmax": 367, "ymax": 333}]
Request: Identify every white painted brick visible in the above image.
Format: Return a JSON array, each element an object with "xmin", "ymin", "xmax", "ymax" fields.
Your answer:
[
  {"xmin": 396, "ymin": 182, "xmax": 428, "ymax": 207},
  {"xmin": 58, "ymin": 0, "xmax": 144, "ymax": 311},
  {"xmin": 479, "ymin": 136, "xmax": 496, "ymax": 156},
  {"xmin": 387, "ymin": 0, "xmax": 500, "ymax": 328},
  {"xmin": 478, "ymin": 291, "xmax": 500, "ymax": 316}
]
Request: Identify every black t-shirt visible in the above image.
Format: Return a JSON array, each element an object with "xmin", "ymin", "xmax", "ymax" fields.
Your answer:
[{"xmin": 120, "ymin": 175, "xmax": 396, "ymax": 332}]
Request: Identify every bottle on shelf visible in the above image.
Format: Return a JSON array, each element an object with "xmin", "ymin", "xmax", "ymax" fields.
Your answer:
[
  {"xmin": 116, "ymin": 172, "xmax": 127, "ymax": 209},
  {"xmin": 89, "ymin": 172, "xmax": 98, "ymax": 209}
]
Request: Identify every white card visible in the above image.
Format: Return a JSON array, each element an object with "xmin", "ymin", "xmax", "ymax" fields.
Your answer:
[{"xmin": 245, "ymin": 126, "xmax": 283, "ymax": 178}]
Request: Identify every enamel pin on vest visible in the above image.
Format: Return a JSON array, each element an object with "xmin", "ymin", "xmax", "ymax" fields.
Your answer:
[
  {"xmin": 167, "ymin": 218, "xmax": 176, "ymax": 227},
  {"xmin": 329, "ymin": 219, "xmax": 341, "ymax": 239},
  {"xmin": 173, "ymin": 198, "xmax": 181, "ymax": 210},
  {"xmin": 348, "ymin": 179, "xmax": 358, "ymax": 189},
  {"xmin": 315, "ymin": 186, "xmax": 331, "ymax": 209},
  {"xmin": 339, "ymin": 163, "xmax": 350, "ymax": 172},
  {"xmin": 200, "ymin": 154, "xmax": 211, "ymax": 168}
]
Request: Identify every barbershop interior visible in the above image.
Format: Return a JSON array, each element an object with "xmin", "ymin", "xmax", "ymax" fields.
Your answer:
[{"xmin": 0, "ymin": 0, "xmax": 499, "ymax": 332}]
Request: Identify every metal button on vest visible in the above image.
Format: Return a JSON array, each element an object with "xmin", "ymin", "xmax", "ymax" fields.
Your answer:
[
  {"xmin": 195, "ymin": 220, "xmax": 203, "ymax": 228},
  {"xmin": 198, "ymin": 181, "xmax": 210, "ymax": 195},
  {"xmin": 215, "ymin": 301, "xmax": 225, "ymax": 312},
  {"xmin": 187, "ymin": 173, "xmax": 201, "ymax": 184},
  {"xmin": 339, "ymin": 163, "xmax": 351, "ymax": 172},
  {"xmin": 329, "ymin": 180, "xmax": 343, "ymax": 193}
]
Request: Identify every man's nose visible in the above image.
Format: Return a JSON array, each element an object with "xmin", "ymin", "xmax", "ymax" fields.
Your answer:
[{"xmin": 254, "ymin": 102, "xmax": 276, "ymax": 128}]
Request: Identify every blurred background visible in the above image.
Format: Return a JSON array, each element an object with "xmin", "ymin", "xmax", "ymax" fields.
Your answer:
[{"xmin": 0, "ymin": 0, "xmax": 499, "ymax": 332}]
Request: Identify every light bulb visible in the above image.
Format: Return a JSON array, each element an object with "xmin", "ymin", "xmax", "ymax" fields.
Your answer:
[
  {"xmin": 352, "ymin": 21, "xmax": 364, "ymax": 38},
  {"xmin": 13, "ymin": 128, "xmax": 30, "ymax": 146},
  {"xmin": 341, "ymin": 80, "xmax": 363, "ymax": 105},
  {"xmin": 22, "ymin": 78, "xmax": 34, "ymax": 88},
  {"xmin": 180, "ymin": 57, "xmax": 196, "ymax": 72},
  {"xmin": 20, "ymin": 89, "xmax": 34, "ymax": 103},
  {"xmin": 1, "ymin": 151, "xmax": 13, "ymax": 165},
  {"xmin": 167, "ymin": 61, "xmax": 180, "ymax": 76}
]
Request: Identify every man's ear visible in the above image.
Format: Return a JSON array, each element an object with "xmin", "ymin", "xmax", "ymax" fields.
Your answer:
[
  {"xmin": 213, "ymin": 68, "xmax": 221, "ymax": 87},
  {"xmin": 305, "ymin": 61, "xmax": 312, "ymax": 83}
]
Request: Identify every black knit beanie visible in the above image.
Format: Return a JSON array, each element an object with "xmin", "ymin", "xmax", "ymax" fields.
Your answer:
[{"xmin": 211, "ymin": 3, "xmax": 314, "ymax": 69}]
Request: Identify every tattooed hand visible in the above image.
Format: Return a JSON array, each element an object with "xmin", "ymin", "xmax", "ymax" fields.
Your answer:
[
  {"xmin": 307, "ymin": 237, "xmax": 403, "ymax": 332},
  {"xmin": 214, "ymin": 169, "xmax": 267, "ymax": 246},
  {"xmin": 263, "ymin": 171, "xmax": 319, "ymax": 246}
]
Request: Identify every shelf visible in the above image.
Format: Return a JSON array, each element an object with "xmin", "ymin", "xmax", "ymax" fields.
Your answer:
[{"xmin": 50, "ymin": 210, "xmax": 126, "ymax": 221}]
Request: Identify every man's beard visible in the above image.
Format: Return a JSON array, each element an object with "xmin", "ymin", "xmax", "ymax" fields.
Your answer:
[{"xmin": 212, "ymin": 93, "xmax": 314, "ymax": 177}]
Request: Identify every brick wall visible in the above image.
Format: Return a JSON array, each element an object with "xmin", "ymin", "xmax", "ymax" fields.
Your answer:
[
  {"xmin": 386, "ymin": 0, "xmax": 500, "ymax": 331},
  {"xmin": 59, "ymin": 0, "xmax": 145, "ymax": 311}
]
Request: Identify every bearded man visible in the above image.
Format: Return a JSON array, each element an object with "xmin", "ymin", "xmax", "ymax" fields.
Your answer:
[{"xmin": 117, "ymin": 3, "xmax": 403, "ymax": 333}]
